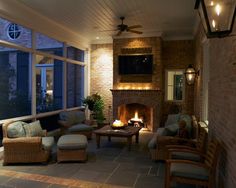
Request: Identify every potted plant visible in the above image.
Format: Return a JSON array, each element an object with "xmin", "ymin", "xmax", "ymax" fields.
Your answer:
[{"xmin": 83, "ymin": 93, "xmax": 105, "ymax": 124}]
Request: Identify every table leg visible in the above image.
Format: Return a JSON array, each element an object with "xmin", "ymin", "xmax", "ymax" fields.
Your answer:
[
  {"xmin": 135, "ymin": 132, "xmax": 139, "ymax": 143},
  {"xmin": 96, "ymin": 135, "xmax": 100, "ymax": 148},
  {"xmin": 127, "ymin": 137, "xmax": 132, "ymax": 151}
]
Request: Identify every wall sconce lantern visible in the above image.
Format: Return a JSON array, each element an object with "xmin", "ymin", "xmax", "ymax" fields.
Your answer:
[
  {"xmin": 195, "ymin": 0, "xmax": 236, "ymax": 38},
  {"xmin": 185, "ymin": 64, "xmax": 199, "ymax": 85}
]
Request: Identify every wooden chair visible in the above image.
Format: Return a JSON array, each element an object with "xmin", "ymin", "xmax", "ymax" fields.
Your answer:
[
  {"xmin": 166, "ymin": 126, "xmax": 208, "ymax": 161},
  {"xmin": 165, "ymin": 139, "xmax": 220, "ymax": 188}
]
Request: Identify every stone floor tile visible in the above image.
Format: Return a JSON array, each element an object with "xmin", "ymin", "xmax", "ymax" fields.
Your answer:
[{"xmin": 3, "ymin": 178, "xmax": 50, "ymax": 188}]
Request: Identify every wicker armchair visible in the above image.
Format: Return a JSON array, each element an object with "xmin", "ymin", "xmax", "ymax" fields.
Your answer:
[
  {"xmin": 149, "ymin": 115, "xmax": 198, "ymax": 161},
  {"xmin": 165, "ymin": 139, "xmax": 220, "ymax": 188},
  {"xmin": 2, "ymin": 121, "xmax": 53, "ymax": 165}
]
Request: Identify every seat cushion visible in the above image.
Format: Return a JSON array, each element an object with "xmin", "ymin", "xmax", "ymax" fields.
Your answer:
[
  {"xmin": 57, "ymin": 134, "xmax": 88, "ymax": 150},
  {"xmin": 68, "ymin": 124, "xmax": 93, "ymax": 133},
  {"xmin": 171, "ymin": 151, "xmax": 202, "ymax": 162},
  {"xmin": 171, "ymin": 163, "xmax": 209, "ymax": 180},
  {"xmin": 42, "ymin": 136, "xmax": 55, "ymax": 151},
  {"xmin": 7, "ymin": 121, "xmax": 26, "ymax": 138}
]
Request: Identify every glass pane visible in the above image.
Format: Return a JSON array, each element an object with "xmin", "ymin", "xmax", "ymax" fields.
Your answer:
[
  {"xmin": 67, "ymin": 46, "xmax": 84, "ymax": 62},
  {"xmin": 36, "ymin": 55, "xmax": 63, "ymax": 113},
  {"xmin": 167, "ymin": 72, "xmax": 174, "ymax": 85},
  {"xmin": 0, "ymin": 47, "xmax": 32, "ymax": 119},
  {"xmin": 167, "ymin": 86, "xmax": 173, "ymax": 101},
  {"xmin": 174, "ymin": 75, "xmax": 183, "ymax": 100},
  {"xmin": 0, "ymin": 17, "xmax": 32, "ymax": 48},
  {"xmin": 36, "ymin": 33, "xmax": 63, "ymax": 56},
  {"xmin": 67, "ymin": 63, "xmax": 84, "ymax": 108}
]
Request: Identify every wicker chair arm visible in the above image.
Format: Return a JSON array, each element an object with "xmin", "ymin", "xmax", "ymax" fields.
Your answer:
[
  {"xmin": 84, "ymin": 120, "xmax": 93, "ymax": 126},
  {"xmin": 3, "ymin": 137, "xmax": 42, "ymax": 151},
  {"xmin": 42, "ymin": 130, "xmax": 47, "ymax": 136},
  {"xmin": 58, "ymin": 120, "xmax": 70, "ymax": 128}
]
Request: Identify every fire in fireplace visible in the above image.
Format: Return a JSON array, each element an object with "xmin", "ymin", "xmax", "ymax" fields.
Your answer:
[
  {"xmin": 128, "ymin": 111, "xmax": 144, "ymax": 127},
  {"xmin": 118, "ymin": 103, "xmax": 150, "ymax": 129}
]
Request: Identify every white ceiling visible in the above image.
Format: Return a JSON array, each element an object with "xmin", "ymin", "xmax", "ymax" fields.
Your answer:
[{"xmin": 18, "ymin": 0, "xmax": 197, "ymax": 44}]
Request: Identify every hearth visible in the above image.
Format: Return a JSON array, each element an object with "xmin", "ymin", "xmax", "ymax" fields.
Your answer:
[{"xmin": 111, "ymin": 89, "xmax": 162, "ymax": 132}]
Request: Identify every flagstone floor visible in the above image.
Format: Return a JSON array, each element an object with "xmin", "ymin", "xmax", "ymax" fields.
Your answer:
[{"xmin": 0, "ymin": 131, "xmax": 194, "ymax": 188}]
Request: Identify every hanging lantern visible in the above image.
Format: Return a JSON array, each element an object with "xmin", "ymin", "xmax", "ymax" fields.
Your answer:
[
  {"xmin": 185, "ymin": 64, "xmax": 199, "ymax": 85},
  {"xmin": 195, "ymin": 0, "xmax": 236, "ymax": 38}
]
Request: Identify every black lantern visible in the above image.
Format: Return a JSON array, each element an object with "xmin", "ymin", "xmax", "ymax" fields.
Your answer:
[
  {"xmin": 185, "ymin": 64, "xmax": 199, "ymax": 85},
  {"xmin": 195, "ymin": 0, "xmax": 236, "ymax": 38}
]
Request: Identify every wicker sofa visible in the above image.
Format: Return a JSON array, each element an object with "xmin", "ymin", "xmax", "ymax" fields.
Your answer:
[
  {"xmin": 148, "ymin": 114, "xmax": 198, "ymax": 161},
  {"xmin": 2, "ymin": 120, "xmax": 54, "ymax": 165}
]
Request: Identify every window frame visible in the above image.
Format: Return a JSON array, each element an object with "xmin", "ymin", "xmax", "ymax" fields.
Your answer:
[
  {"xmin": 0, "ymin": 17, "xmax": 88, "ymax": 124},
  {"xmin": 165, "ymin": 69, "xmax": 185, "ymax": 102}
]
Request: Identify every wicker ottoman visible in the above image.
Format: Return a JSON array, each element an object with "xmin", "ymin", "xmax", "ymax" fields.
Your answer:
[{"xmin": 57, "ymin": 134, "xmax": 88, "ymax": 162}]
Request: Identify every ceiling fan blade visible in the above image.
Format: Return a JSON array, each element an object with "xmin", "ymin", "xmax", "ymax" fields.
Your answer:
[
  {"xmin": 116, "ymin": 30, "xmax": 122, "ymax": 36},
  {"xmin": 127, "ymin": 25, "xmax": 142, "ymax": 29},
  {"xmin": 99, "ymin": 29, "xmax": 118, "ymax": 32},
  {"xmin": 128, "ymin": 30, "xmax": 143, "ymax": 34}
]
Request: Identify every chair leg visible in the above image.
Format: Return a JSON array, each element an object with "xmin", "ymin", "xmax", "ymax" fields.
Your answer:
[{"xmin": 165, "ymin": 161, "xmax": 171, "ymax": 188}]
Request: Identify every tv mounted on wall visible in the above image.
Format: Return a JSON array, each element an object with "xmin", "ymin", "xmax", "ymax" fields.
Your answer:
[{"xmin": 118, "ymin": 54, "xmax": 153, "ymax": 75}]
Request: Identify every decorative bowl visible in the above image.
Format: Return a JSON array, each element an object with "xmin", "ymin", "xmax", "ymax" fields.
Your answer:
[{"xmin": 111, "ymin": 124, "xmax": 126, "ymax": 129}]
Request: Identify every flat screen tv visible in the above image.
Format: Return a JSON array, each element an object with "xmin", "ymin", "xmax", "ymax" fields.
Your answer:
[{"xmin": 118, "ymin": 54, "xmax": 153, "ymax": 75}]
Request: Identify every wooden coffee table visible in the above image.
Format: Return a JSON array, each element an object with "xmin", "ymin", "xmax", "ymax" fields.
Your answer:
[{"xmin": 94, "ymin": 125, "xmax": 141, "ymax": 151}]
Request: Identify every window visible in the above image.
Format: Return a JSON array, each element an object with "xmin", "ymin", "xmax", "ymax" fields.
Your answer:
[
  {"xmin": 0, "ymin": 47, "xmax": 32, "ymax": 119},
  {"xmin": 7, "ymin": 23, "xmax": 21, "ymax": 39},
  {"xmin": 67, "ymin": 46, "xmax": 84, "ymax": 62},
  {"xmin": 0, "ymin": 16, "xmax": 86, "ymax": 121},
  {"xmin": 36, "ymin": 32, "xmax": 63, "ymax": 56},
  {"xmin": 36, "ymin": 55, "xmax": 63, "ymax": 113},
  {"xmin": 166, "ymin": 70, "xmax": 184, "ymax": 101},
  {"xmin": 0, "ymin": 18, "xmax": 32, "ymax": 48},
  {"xmin": 67, "ymin": 63, "xmax": 84, "ymax": 108}
]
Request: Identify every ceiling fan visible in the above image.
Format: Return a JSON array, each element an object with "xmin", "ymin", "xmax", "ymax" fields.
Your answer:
[{"xmin": 115, "ymin": 17, "xmax": 143, "ymax": 36}]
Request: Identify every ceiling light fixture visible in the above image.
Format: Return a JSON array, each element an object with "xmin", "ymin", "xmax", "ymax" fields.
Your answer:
[{"xmin": 195, "ymin": 0, "xmax": 236, "ymax": 38}]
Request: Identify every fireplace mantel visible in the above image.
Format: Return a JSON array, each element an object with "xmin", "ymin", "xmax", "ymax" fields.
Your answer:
[{"xmin": 111, "ymin": 89, "xmax": 162, "ymax": 132}]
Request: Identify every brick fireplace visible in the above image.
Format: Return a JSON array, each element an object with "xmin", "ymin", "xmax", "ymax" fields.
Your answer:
[
  {"xmin": 111, "ymin": 37, "xmax": 163, "ymax": 132},
  {"xmin": 111, "ymin": 89, "xmax": 162, "ymax": 131}
]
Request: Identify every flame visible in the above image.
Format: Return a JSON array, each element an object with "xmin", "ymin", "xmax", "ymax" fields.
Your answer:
[
  {"xmin": 131, "ymin": 111, "xmax": 143, "ymax": 123},
  {"xmin": 134, "ymin": 111, "xmax": 139, "ymax": 119}
]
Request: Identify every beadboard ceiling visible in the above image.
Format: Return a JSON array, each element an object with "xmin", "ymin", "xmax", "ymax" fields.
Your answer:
[{"xmin": 19, "ymin": 0, "xmax": 197, "ymax": 44}]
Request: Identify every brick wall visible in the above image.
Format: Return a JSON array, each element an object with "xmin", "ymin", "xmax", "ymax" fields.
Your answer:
[
  {"xmin": 209, "ymin": 37, "xmax": 236, "ymax": 188},
  {"xmin": 194, "ymin": 25, "xmax": 236, "ymax": 188},
  {"xmin": 162, "ymin": 40, "xmax": 195, "ymax": 121},
  {"xmin": 90, "ymin": 44, "xmax": 113, "ymax": 122}
]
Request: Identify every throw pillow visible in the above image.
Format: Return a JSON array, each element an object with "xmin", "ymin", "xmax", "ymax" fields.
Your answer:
[
  {"xmin": 164, "ymin": 123, "xmax": 179, "ymax": 136},
  {"xmin": 24, "ymin": 120, "xmax": 43, "ymax": 137},
  {"xmin": 179, "ymin": 114, "xmax": 192, "ymax": 136},
  {"xmin": 7, "ymin": 121, "xmax": 26, "ymax": 138},
  {"xmin": 165, "ymin": 114, "xmax": 180, "ymax": 127}
]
